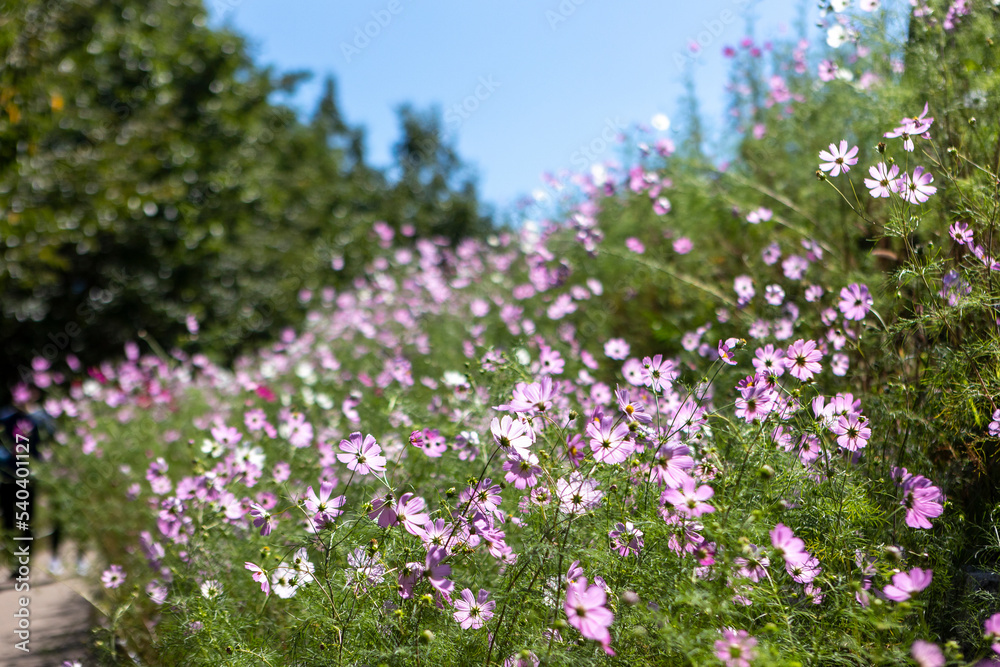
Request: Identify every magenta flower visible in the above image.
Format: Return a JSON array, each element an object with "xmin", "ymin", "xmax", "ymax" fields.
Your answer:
[
  {"xmin": 249, "ymin": 502, "xmax": 273, "ymax": 536},
  {"xmin": 640, "ymin": 354, "xmax": 677, "ymax": 392},
  {"xmin": 910, "ymin": 640, "xmax": 945, "ymax": 667},
  {"xmin": 883, "ymin": 567, "xmax": 932, "ymax": 601},
  {"xmin": 586, "ymin": 416, "xmax": 634, "ymax": 465},
  {"xmin": 749, "ymin": 207, "xmax": 773, "ymax": 223},
  {"xmin": 647, "ymin": 441, "xmax": 695, "ymax": 488},
  {"xmin": 770, "ymin": 523, "xmax": 809, "ymax": 565},
  {"xmin": 752, "ymin": 345, "xmax": 785, "ymax": 377},
  {"xmin": 818, "ymin": 59, "xmax": 838, "ymax": 81},
  {"xmin": 660, "ymin": 474, "xmax": 716, "ymax": 517},
  {"xmin": 394, "ymin": 493, "xmax": 430, "ymax": 536},
  {"xmin": 673, "ymin": 237, "xmax": 692, "ymax": 254},
  {"xmin": 784, "ymin": 339, "xmax": 823, "ymax": 381},
  {"xmin": 984, "ymin": 612, "xmax": 1000, "ymax": 654},
  {"xmin": 102, "ymin": 564, "xmax": 126, "ymax": 589},
  {"xmin": 503, "ymin": 452, "xmax": 541, "ymax": 489},
  {"xmin": 426, "ymin": 546, "xmax": 454, "ymax": 602},
  {"xmin": 503, "ymin": 651, "xmax": 540, "ymax": 667},
  {"xmin": 832, "ymin": 414, "xmax": 871, "ymax": 452},
  {"xmin": 949, "ymin": 222, "xmax": 973, "ymax": 246},
  {"xmin": 604, "ymin": 338, "xmax": 630, "ymax": 360},
  {"xmin": 735, "ymin": 382, "xmax": 777, "ymax": 423},
  {"xmin": 786, "ymin": 554, "xmax": 822, "ymax": 584},
  {"xmin": 864, "ymin": 162, "xmax": 899, "ymax": 198},
  {"xmin": 898, "ymin": 166, "xmax": 937, "ymax": 204},
  {"xmin": 506, "ymin": 377, "xmax": 556, "ymax": 415},
  {"xmin": 556, "ymin": 472, "xmax": 603, "ymax": 515},
  {"xmin": 885, "ymin": 106, "xmax": 932, "ymax": 151},
  {"xmin": 453, "ymin": 588, "xmax": 496, "ymax": 629},
  {"xmin": 608, "ymin": 521, "xmax": 644, "ymax": 557},
  {"xmin": 564, "ymin": 577, "xmax": 615, "ymax": 655},
  {"xmin": 715, "ymin": 628, "xmax": 758, "ymax": 667},
  {"xmin": 615, "ymin": 387, "xmax": 652, "ymax": 424},
  {"xmin": 838, "ymin": 283, "xmax": 873, "ymax": 321},
  {"xmin": 903, "ymin": 484, "xmax": 944, "ymax": 529},
  {"xmin": 718, "ymin": 338, "xmax": 741, "ymax": 365},
  {"xmin": 818, "ymin": 140, "xmax": 859, "ymax": 177},
  {"xmin": 459, "ymin": 478, "xmax": 504, "ymax": 519},
  {"xmin": 245, "ymin": 561, "xmax": 270, "ymax": 595},
  {"xmin": 305, "ymin": 481, "xmax": 346, "ymax": 527},
  {"xmin": 337, "ymin": 432, "xmax": 386, "ymax": 475},
  {"xmin": 491, "ymin": 415, "xmax": 534, "ymax": 458}
]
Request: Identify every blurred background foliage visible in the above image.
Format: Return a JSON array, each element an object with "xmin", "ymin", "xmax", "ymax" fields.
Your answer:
[{"xmin": 0, "ymin": 0, "xmax": 492, "ymax": 401}]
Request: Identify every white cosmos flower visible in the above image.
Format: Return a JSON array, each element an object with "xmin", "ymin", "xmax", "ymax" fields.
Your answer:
[{"xmin": 827, "ymin": 24, "xmax": 848, "ymax": 48}]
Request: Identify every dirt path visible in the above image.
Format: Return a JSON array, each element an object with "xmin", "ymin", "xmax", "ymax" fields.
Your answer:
[{"xmin": 0, "ymin": 564, "xmax": 93, "ymax": 667}]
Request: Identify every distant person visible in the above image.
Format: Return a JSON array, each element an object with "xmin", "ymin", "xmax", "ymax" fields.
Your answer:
[{"xmin": 0, "ymin": 404, "xmax": 62, "ymax": 578}]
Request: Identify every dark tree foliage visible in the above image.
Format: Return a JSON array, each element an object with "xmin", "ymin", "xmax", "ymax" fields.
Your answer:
[{"xmin": 0, "ymin": 0, "xmax": 491, "ymax": 400}]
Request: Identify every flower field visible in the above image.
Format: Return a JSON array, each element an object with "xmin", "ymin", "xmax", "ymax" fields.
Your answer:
[{"xmin": 5, "ymin": 1, "xmax": 1000, "ymax": 666}]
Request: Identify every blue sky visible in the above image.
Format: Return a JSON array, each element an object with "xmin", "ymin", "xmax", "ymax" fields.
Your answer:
[{"xmin": 210, "ymin": 0, "xmax": 814, "ymax": 213}]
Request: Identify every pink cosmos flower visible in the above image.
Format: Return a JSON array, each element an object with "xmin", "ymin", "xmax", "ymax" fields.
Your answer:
[
  {"xmin": 337, "ymin": 432, "xmax": 386, "ymax": 476},
  {"xmin": 660, "ymin": 474, "xmax": 716, "ymax": 517},
  {"xmin": 615, "ymin": 387, "xmax": 652, "ymax": 424},
  {"xmin": 734, "ymin": 275, "xmax": 755, "ymax": 302},
  {"xmin": 245, "ymin": 561, "xmax": 270, "ymax": 595},
  {"xmin": 491, "ymin": 415, "xmax": 534, "ymax": 458},
  {"xmin": 784, "ymin": 339, "xmax": 823, "ymax": 381},
  {"xmin": 898, "ymin": 166, "xmax": 937, "ymax": 204},
  {"xmin": 503, "ymin": 452, "xmax": 541, "ymax": 489},
  {"xmin": 604, "ymin": 338, "xmax": 630, "ymax": 360},
  {"xmin": 608, "ymin": 521, "xmax": 644, "ymax": 557},
  {"xmin": 746, "ymin": 207, "xmax": 773, "ymax": 224},
  {"xmin": 782, "ymin": 254, "xmax": 809, "ymax": 280},
  {"xmin": 903, "ymin": 484, "xmax": 944, "ymax": 529},
  {"xmin": 984, "ymin": 612, "xmax": 1000, "ymax": 655},
  {"xmin": 715, "ymin": 628, "xmax": 757, "ymax": 667},
  {"xmin": 625, "ymin": 237, "xmax": 645, "ymax": 254},
  {"xmin": 640, "ymin": 354, "xmax": 676, "ymax": 392},
  {"xmin": 305, "ymin": 481, "xmax": 347, "ymax": 527},
  {"xmin": 506, "ymin": 377, "xmax": 556, "ymax": 416},
  {"xmin": 832, "ymin": 413, "xmax": 871, "ymax": 451},
  {"xmin": 864, "ymin": 162, "xmax": 899, "ymax": 198},
  {"xmin": 556, "ymin": 472, "xmax": 603, "ymax": 515},
  {"xmin": 647, "ymin": 441, "xmax": 695, "ymax": 488},
  {"xmin": 453, "ymin": 588, "xmax": 495, "ymax": 629},
  {"xmin": 564, "ymin": 577, "xmax": 615, "ymax": 655},
  {"xmin": 718, "ymin": 338, "xmax": 741, "ymax": 365},
  {"xmin": 102, "ymin": 564, "xmax": 126, "ymax": 589},
  {"xmin": 770, "ymin": 523, "xmax": 809, "ymax": 565},
  {"xmin": 752, "ymin": 345, "xmax": 785, "ymax": 377},
  {"xmin": 885, "ymin": 105, "xmax": 933, "ymax": 151},
  {"xmin": 839, "ymin": 283, "xmax": 873, "ymax": 321},
  {"xmin": 394, "ymin": 493, "xmax": 430, "ymax": 536},
  {"xmin": 654, "ymin": 196, "xmax": 672, "ymax": 215},
  {"xmin": 586, "ymin": 416, "xmax": 634, "ymax": 465},
  {"xmin": 459, "ymin": 478, "xmax": 504, "ymax": 520},
  {"xmin": 818, "ymin": 140, "xmax": 859, "ymax": 177},
  {"xmin": 673, "ymin": 237, "xmax": 692, "ymax": 254},
  {"xmin": 786, "ymin": 554, "xmax": 822, "ymax": 583},
  {"xmin": 911, "ymin": 640, "xmax": 945, "ymax": 667},
  {"xmin": 949, "ymin": 222, "xmax": 973, "ymax": 246},
  {"xmin": 883, "ymin": 567, "xmax": 932, "ymax": 601},
  {"xmin": 504, "ymin": 651, "xmax": 540, "ymax": 667},
  {"xmin": 818, "ymin": 59, "xmax": 838, "ymax": 81},
  {"xmin": 249, "ymin": 502, "xmax": 273, "ymax": 536},
  {"xmin": 735, "ymin": 382, "xmax": 777, "ymax": 423}
]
